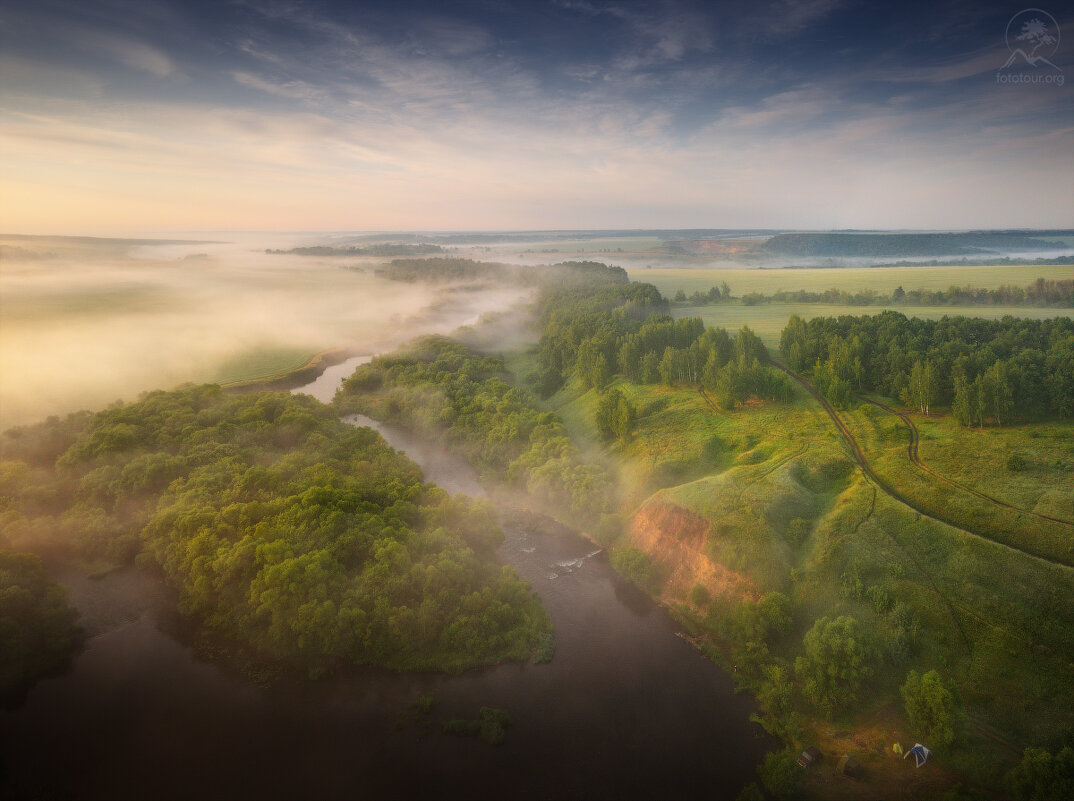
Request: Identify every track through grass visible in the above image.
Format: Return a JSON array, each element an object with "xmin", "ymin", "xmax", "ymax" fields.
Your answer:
[
  {"xmin": 768, "ymin": 360, "xmax": 1074, "ymax": 570},
  {"xmin": 860, "ymin": 397, "xmax": 1074, "ymax": 528}
]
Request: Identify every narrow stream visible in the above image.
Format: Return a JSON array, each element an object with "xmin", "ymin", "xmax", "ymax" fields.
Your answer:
[{"xmin": 0, "ymin": 355, "xmax": 774, "ymax": 801}]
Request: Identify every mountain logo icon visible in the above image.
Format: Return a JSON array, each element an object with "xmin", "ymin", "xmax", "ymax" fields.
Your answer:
[{"xmin": 1001, "ymin": 9, "xmax": 1062, "ymax": 70}]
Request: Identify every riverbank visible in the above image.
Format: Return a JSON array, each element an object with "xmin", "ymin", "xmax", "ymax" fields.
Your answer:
[
  {"xmin": 0, "ymin": 347, "xmax": 774, "ymax": 801},
  {"xmin": 220, "ymin": 346, "xmax": 358, "ymax": 392}
]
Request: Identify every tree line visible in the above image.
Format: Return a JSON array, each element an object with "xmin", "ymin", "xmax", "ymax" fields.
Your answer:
[
  {"xmin": 266, "ymin": 244, "xmax": 445, "ymax": 257},
  {"xmin": 535, "ymin": 279, "xmax": 792, "ymax": 411},
  {"xmin": 761, "ymin": 231, "xmax": 1069, "ymax": 257},
  {"xmin": 375, "ymin": 258, "xmax": 630, "ymax": 287},
  {"xmin": 670, "ymin": 278, "xmax": 1073, "ymax": 308},
  {"xmin": 779, "ymin": 311, "xmax": 1074, "ymax": 424}
]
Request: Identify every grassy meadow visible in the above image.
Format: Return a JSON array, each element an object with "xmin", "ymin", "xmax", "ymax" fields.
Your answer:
[
  {"xmin": 508, "ymin": 356, "xmax": 1074, "ymax": 796},
  {"xmin": 840, "ymin": 401, "xmax": 1074, "ymax": 564},
  {"xmin": 207, "ymin": 345, "xmax": 322, "ymax": 385}
]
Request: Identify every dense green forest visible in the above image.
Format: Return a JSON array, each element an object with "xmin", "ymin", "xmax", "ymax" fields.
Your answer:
[
  {"xmin": 0, "ymin": 550, "xmax": 81, "ymax": 704},
  {"xmin": 670, "ymin": 278, "xmax": 1073, "ymax": 308},
  {"xmin": 0, "ymin": 387, "xmax": 550, "ymax": 673},
  {"xmin": 534, "ymin": 277, "xmax": 793, "ymax": 409},
  {"xmin": 335, "ymin": 338, "xmax": 615, "ymax": 526},
  {"xmin": 779, "ymin": 312, "xmax": 1074, "ymax": 422}
]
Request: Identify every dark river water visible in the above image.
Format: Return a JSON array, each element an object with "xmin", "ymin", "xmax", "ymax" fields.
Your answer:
[{"xmin": 0, "ymin": 357, "xmax": 773, "ymax": 800}]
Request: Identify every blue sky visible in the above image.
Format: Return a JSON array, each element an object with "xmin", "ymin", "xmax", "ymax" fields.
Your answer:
[{"xmin": 1, "ymin": 0, "xmax": 1071, "ymax": 231}]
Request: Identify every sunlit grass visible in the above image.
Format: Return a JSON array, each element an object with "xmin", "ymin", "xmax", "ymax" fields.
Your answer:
[
  {"xmin": 207, "ymin": 345, "xmax": 319, "ymax": 385},
  {"xmin": 630, "ymin": 265, "xmax": 1074, "ymax": 297},
  {"xmin": 536, "ymin": 366, "xmax": 1074, "ymax": 783}
]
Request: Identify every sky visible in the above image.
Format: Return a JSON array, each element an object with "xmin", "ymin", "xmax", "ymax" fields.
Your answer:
[{"xmin": 1, "ymin": 0, "xmax": 1072, "ymax": 233}]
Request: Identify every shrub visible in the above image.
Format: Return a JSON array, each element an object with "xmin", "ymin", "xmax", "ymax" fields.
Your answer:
[
  {"xmin": 690, "ymin": 584, "xmax": 711, "ymax": 608},
  {"xmin": 612, "ymin": 547, "xmax": 652, "ymax": 588},
  {"xmin": 1006, "ymin": 746, "xmax": 1074, "ymax": 801},
  {"xmin": 785, "ymin": 518, "xmax": 811, "ymax": 547},
  {"xmin": 442, "ymin": 707, "xmax": 512, "ymax": 745},
  {"xmin": 795, "ymin": 616, "xmax": 875, "ymax": 717},
  {"xmin": 758, "ymin": 749, "xmax": 803, "ymax": 800},
  {"xmin": 901, "ymin": 669, "xmax": 957, "ymax": 747}
]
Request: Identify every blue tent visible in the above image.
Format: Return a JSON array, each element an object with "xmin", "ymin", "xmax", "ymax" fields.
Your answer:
[{"xmin": 904, "ymin": 743, "xmax": 931, "ymax": 768}]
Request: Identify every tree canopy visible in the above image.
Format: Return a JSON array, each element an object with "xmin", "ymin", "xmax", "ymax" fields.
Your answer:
[
  {"xmin": 781, "ymin": 311, "xmax": 1074, "ymax": 421},
  {"xmin": 0, "ymin": 549, "xmax": 81, "ymax": 703},
  {"xmin": 336, "ymin": 337, "xmax": 614, "ymax": 525},
  {"xmin": 1, "ymin": 386, "xmax": 550, "ymax": 673},
  {"xmin": 901, "ymin": 669, "xmax": 958, "ymax": 747},
  {"xmin": 794, "ymin": 615, "xmax": 875, "ymax": 717}
]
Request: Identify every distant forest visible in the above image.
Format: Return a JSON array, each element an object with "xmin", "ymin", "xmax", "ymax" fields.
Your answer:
[
  {"xmin": 670, "ymin": 278, "xmax": 1074, "ymax": 308},
  {"xmin": 871, "ymin": 256, "xmax": 1073, "ymax": 268},
  {"xmin": 266, "ymin": 244, "xmax": 445, "ymax": 257},
  {"xmin": 762, "ymin": 231, "xmax": 1072, "ymax": 257},
  {"xmin": 375, "ymin": 258, "xmax": 628, "ymax": 287}
]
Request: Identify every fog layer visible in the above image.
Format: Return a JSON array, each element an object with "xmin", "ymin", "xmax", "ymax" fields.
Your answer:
[{"xmin": 0, "ymin": 234, "xmax": 528, "ymax": 428}]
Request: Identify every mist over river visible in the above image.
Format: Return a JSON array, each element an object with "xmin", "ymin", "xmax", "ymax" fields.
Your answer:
[
  {"xmin": 0, "ymin": 340, "xmax": 774, "ymax": 801},
  {"xmin": 0, "ymin": 233, "xmax": 526, "ymax": 429}
]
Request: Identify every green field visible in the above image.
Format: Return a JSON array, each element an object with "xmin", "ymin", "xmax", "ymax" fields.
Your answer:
[
  {"xmin": 206, "ymin": 345, "xmax": 320, "ymax": 385},
  {"xmin": 630, "ymin": 265, "xmax": 1074, "ymax": 297},
  {"xmin": 534, "ymin": 367, "xmax": 1074, "ymax": 797},
  {"xmin": 672, "ymin": 303, "xmax": 1072, "ymax": 347}
]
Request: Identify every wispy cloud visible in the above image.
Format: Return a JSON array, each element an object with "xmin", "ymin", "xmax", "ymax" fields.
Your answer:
[
  {"xmin": 755, "ymin": 0, "xmax": 846, "ymax": 38},
  {"xmin": 231, "ymin": 71, "xmax": 325, "ymax": 102},
  {"xmin": 0, "ymin": 0, "xmax": 1070, "ymax": 230},
  {"xmin": 72, "ymin": 29, "xmax": 178, "ymax": 78}
]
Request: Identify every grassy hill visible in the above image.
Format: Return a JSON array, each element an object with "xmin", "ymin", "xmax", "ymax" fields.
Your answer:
[{"xmin": 523, "ymin": 362, "xmax": 1074, "ymax": 797}]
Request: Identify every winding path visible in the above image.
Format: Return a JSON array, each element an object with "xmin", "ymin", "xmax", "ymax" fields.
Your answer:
[
  {"xmin": 766, "ymin": 360, "xmax": 1073, "ymax": 571},
  {"xmin": 697, "ymin": 387, "xmax": 720, "ymax": 414},
  {"xmin": 859, "ymin": 396, "xmax": 1074, "ymax": 528}
]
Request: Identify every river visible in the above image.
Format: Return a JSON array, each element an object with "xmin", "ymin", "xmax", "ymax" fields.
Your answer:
[{"xmin": 0, "ymin": 357, "xmax": 774, "ymax": 800}]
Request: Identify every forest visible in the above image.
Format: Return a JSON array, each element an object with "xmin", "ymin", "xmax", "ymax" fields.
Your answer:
[
  {"xmin": 335, "ymin": 337, "xmax": 615, "ymax": 526},
  {"xmin": 670, "ymin": 278, "xmax": 1074, "ymax": 308},
  {"xmin": 761, "ymin": 231, "xmax": 1071, "ymax": 257},
  {"xmin": 534, "ymin": 277, "xmax": 793, "ymax": 409},
  {"xmin": 779, "ymin": 312, "xmax": 1074, "ymax": 422},
  {"xmin": 0, "ymin": 386, "xmax": 550, "ymax": 674}
]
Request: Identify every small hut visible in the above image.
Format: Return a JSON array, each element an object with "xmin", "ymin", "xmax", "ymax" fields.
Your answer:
[{"xmin": 797, "ymin": 747, "xmax": 822, "ymax": 768}]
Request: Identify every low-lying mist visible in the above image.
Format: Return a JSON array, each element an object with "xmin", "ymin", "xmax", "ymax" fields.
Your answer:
[{"xmin": 0, "ymin": 234, "xmax": 529, "ymax": 429}]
